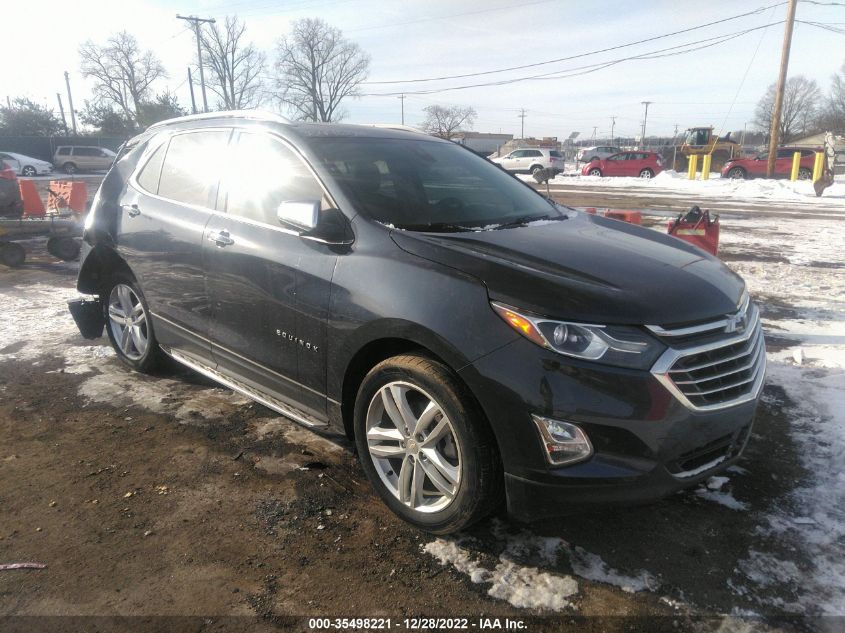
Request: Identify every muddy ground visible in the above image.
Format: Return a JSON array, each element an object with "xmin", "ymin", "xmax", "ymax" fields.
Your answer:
[{"xmin": 1, "ymin": 192, "xmax": 842, "ymax": 633}]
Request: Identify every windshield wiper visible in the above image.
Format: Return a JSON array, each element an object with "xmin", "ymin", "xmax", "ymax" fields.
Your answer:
[
  {"xmin": 494, "ymin": 213, "xmax": 557, "ymax": 230},
  {"xmin": 402, "ymin": 222, "xmax": 476, "ymax": 233}
]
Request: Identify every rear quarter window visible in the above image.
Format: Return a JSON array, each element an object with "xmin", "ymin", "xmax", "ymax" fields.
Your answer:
[{"xmin": 135, "ymin": 142, "xmax": 167, "ymax": 195}]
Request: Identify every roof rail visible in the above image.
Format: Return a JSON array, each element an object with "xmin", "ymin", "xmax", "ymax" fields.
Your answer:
[
  {"xmin": 148, "ymin": 109, "xmax": 292, "ymax": 130},
  {"xmin": 362, "ymin": 124, "xmax": 425, "ymax": 134}
]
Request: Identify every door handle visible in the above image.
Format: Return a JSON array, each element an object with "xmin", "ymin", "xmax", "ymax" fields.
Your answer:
[
  {"xmin": 121, "ymin": 204, "xmax": 141, "ymax": 217},
  {"xmin": 208, "ymin": 230, "xmax": 234, "ymax": 247}
]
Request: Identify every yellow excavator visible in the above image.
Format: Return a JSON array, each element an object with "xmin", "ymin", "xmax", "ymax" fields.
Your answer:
[{"xmin": 673, "ymin": 127, "xmax": 741, "ymax": 171}]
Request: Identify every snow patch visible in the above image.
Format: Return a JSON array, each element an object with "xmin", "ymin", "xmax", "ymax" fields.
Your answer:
[{"xmin": 423, "ymin": 538, "xmax": 578, "ymax": 611}]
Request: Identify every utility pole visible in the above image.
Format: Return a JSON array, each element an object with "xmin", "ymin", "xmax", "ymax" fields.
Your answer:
[
  {"xmin": 398, "ymin": 94, "xmax": 405, "ymax": 125},
  {"xmin": 56, "ymin": 93, "xmax": 69, "ymax": 135},
  {"xmin": 5, "ymin": 96, "xmax": 11, "ymax": 109},
  {"xmin": 640, "ymin": 101, "xmax": 652, "ymax": 149},
  {"xmin": 177, "ymin": 14, "xmax": 216, "ymax": 113},
  {"xmin": 591, "ymin": 126, "xmax": 598, "ymax": 141},
  {"xmin": 610, "ymin": 117, "xmax": 616, "ymax": 145},
  {"xmin": 64, "ymin": 71, "xmax": 77, "ymax": 135},
  {"xmin": 673, "ymin": 124, "xmax": 680, "ymax": 170},
  {"xmin": 518, "ymin": 108, "xmax": 527, "ymax": 139},
  {"xmin": 187, "ymin": 67, "xmax": 198, "ymax": 114},
  {"xmin": 767, "ymin": 0, "xmax": 798, "ymax": 177}
]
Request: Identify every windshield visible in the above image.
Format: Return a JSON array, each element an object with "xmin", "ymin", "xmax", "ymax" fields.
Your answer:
[{"xmin": 311, "ymin": 137, "xmax": 565, "ymax": 231}]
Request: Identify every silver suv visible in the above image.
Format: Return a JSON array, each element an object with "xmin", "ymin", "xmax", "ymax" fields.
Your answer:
[
  {"xmin": 53, "ymin": 146, "xmax": 117, "ymax": 174},
  {"xmin": 576, "ymin": 145, "xmax": 622, "ymax": 163},
  {"xmin": 489, "ymin": 148, "xmax": 563, "ymax": 175}
]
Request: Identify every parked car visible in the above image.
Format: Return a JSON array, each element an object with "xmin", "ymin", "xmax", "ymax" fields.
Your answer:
[
  {"xmin": 0, "ymin": 160, "xmax": 23, "ymax": 217},
  {"xmin": 576, "ymin": 145, "xmax": 622, "ymax": 163},
  {"xmin": 70, "ymin": 112, "xmax": 764, "ymax": 534},
  {"xmin": 52, "ymin": 146, "xmax": 117, "ymax": 174},
  {"xmin": 581, "ymin": 151, "xmax": 664, "ymax": 178},
  {"xmin": 721, "ymin": 147, "xmax": 817, "ymax": 180},
  {"xmin": 489, "ymin": 148, "xmax": 564, "ymax": 175},
  {"xmin": 0, "ymin": 151, "xmax": 53, "ymax": 177}
]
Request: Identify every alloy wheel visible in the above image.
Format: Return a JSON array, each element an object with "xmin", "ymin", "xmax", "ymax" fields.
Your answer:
[
  {"xmin": 365, "ymin": 381, "xmax": 462, "ymax": 513},
  {"xmin": 22, "ymin": 166, "xmax": 36, "ymax": 177},
  {"xmin": 639, "ymin": 169, "xmax": 653, "ymax": 178},
  {"xmin": 107, "ymin": 284, "xmax": 148, "ymax": 361},
  {"xmin": 589, "ymin": 168, "xmax": 602, "ymax": 176}
]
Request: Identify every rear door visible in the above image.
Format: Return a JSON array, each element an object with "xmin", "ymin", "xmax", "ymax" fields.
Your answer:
[
  {"xmin": 775, "ymin": 149, "xmax": 795, "ymax": 176},
  {"xmin": 118, "ymin": 128, "xmax": 231, "ymax": 360},
  {"xmin": 205, "ymin": 129, "xmax": 337, "ymax": 421}
]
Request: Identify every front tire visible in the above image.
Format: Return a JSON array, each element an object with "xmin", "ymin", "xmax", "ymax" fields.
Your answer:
[
  {"xmin": 22, "ymin": 165, "xmax": 37, "ymax": 177},
  {"xmin": 354, "ymin": 354, "xmax": 502, "ymax": 534},
  {"xmin": 63, "ymin": 162, "xmax": 77, "ymax": 175},
  {"xmin": 588, "ymin": 168, "xmax": 602, "ymax": 177},
  {"xmin": 727, "ymin": 167, "xmax": 746, "ymax": 179},
  {"xmin": 798, "ymin": 167, "xmax": 812, "ymax": 180},
  {"xmin": 103, "ymin": 274, "xmax": 163, "ymax": 373}
]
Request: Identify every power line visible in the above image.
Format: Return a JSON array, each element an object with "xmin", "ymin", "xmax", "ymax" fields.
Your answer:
[
  {"xmin": 363, "ymin": 2, "xmax": 787, "ymax": 85},
  {"xmin": 361, "ymin": 22, "xmax": 784, "ymax": 97}
]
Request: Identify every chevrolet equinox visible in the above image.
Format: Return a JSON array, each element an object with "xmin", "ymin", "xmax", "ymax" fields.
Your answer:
[{"xmin": 69, "ymin": 111, "xmax": 766, "ymax": 534}]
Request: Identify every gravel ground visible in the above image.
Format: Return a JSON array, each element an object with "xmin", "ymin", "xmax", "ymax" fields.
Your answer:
[{"xmin": 0, "ymin": 192, "xmax": 842, "ymax": 633}]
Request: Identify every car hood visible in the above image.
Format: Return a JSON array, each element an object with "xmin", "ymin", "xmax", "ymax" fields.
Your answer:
[{"xmin": 390, "ymin": 212, "xmax": 745, "ymax": 326}]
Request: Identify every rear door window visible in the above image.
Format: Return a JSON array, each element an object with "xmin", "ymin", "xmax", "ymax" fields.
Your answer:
[
  {"xmin": 158, "ymin": 130, "xmax": 231, "ymax": 209},
  {"xmin": 74, "ymin": 147, "xmax": 101, "ymax": 157}
]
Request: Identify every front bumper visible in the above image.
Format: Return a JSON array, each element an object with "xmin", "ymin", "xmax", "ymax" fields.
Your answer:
[{"xmin": 459, "ymin": 336, "xmax": 761, "ymax": 522}]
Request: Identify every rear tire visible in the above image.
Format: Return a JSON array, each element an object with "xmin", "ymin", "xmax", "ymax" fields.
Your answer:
[
  {"xmin": 530, "ymin": 165, "xmax": 543, "ymax": 176},
  {"xmin": 103, "ymin": 274, "xmax": 163, "ymax": 373},
  {"xmin": 639, "ymin": 168, "xmax": 654, "ymax": 178},
  {"xmin": 588, "ymin": 168, "xmax": 602, "ymax": 177},
  {"xmin": 798, "ymin": 167, "xmax": 812, "ymax": 180},
  {"xmin": 354, "ymin": 354, "xmax": 503, "ymax": 534},
  {"xmin": 0, "ymin": 242, "xmax": 25, "ymax": 268}
]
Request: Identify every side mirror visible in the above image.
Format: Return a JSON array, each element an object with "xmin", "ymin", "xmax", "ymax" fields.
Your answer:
[{"xmin": 277, "ymin": 200, "xmax": 320, "ymax": 232}]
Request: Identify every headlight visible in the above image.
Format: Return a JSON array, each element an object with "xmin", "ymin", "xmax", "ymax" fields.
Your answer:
[{"xmin": 491, "ymin": 302, "xmax": 665, "ymax": 370}]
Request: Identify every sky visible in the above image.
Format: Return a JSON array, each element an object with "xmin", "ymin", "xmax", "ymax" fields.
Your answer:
[{"xmin": 2, "ymin": 0, "xmax": 844, "ymax": 141}]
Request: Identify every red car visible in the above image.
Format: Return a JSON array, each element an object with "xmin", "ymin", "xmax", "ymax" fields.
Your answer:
[
  {"xmin": 721, "ymin": 147, "xmax": 818, "ymax": 180},
  {"xmin": 581, "ymin": 151, "xmax": 663, "ymax": 178}
]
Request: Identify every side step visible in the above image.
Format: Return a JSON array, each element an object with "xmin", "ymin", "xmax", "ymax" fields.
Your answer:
[{"xmin": 166, "ymin": 348, "xmax": 328, "ymax": 428}]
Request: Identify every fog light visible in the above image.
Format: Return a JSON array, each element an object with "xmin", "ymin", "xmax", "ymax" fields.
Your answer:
[{"xmin": 531, "ymin": 415, "xmax": 593, "ymax": 466}]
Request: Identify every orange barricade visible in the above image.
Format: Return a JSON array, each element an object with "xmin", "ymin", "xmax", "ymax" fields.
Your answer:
[
  {"xmin": 604, "ymin": 210, "xmax": 642, "ymax": 224},
  {"xmin": 18, "ymin": 180, "xmax": 46, "ymax": 218},
  {"xmin": 47, "ymin": 180, "xmax": 88, "ymax": 215}
]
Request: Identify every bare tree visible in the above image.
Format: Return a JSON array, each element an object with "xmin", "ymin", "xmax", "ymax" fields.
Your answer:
[
  {"xmin": 420, "ymin": 105, "xmax": 477, "ymax": 139},
  {"xmin": 200, "ymin": 16, "xmax": 266, "ymax": 110},
  {"xmin": 79, "ymin": 32, "xmax": 166, "ymax": 125},
  {"xmin": 273, "ymin": 18, "xmax": 369, "ymax": 122},
  {"xmin": 753, "ymin": 75, "xmax": 822, "ymax": 142},
  {"xmin": 815, "ymin": 61, "xmax": 845, "ymax": 133}
]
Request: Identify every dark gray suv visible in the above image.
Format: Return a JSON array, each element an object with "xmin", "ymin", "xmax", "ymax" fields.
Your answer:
[{"xmin": 70, "ymin": 111, "xmax": 764, "ymax": 534}]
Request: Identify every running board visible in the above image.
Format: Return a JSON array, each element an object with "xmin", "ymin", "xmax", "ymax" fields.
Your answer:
[{"xmin": 166, "ymin": 348, "xmax": 328, "ymax": 428}]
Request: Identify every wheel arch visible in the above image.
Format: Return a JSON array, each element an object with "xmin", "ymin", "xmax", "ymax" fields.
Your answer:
[
  {"xmin": 338, "ymin": 326, "xmax": 478, "ymax": 441},
  {"xmin": 77, "ymin": 244, "xmax": 134, "ymax": 295}
]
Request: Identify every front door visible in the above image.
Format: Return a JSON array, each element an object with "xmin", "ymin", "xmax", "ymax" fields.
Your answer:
[
  {"xmin": 117, "ymin": 129, "xmax": 231, "ymax": 359},
  {"xmin": 604, "ymin": 153, "xmax": 629, "ymax": 176},
  {"xmin": 205, "ymin": 129, "xmax": 337, "ymax": 420}
]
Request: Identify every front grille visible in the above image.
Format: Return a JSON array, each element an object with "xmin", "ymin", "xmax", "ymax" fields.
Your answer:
[{"xmin": 651, "ymin": 302, "xmax": 767, "ymax": 411}]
